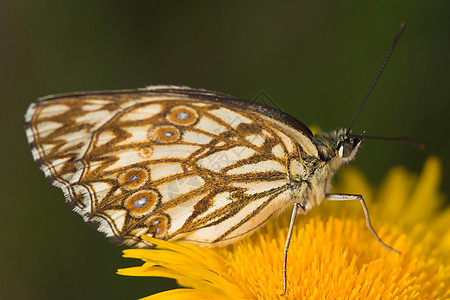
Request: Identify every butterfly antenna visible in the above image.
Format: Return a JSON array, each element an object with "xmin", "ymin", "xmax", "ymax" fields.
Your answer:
[
  {"xmin": 350, "ymin": 134, "xmax": 426, "ymax": 150},
  {"xmin": 346, "ymin": 23, "xmax": 406, "ymax": 134}
]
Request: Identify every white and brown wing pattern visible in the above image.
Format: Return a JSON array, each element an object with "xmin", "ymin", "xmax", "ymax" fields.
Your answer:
[{"xmin": 24, "ymin": 86, "xmax": 321, "ymax": 247}]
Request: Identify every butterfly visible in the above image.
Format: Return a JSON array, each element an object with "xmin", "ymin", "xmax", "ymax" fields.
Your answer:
[
  {"xmin": 24, "ymin": 24, "xmax": 406, "ymax": 295},
  {"xmin": 25, "ymin": 85, "xmax": 336, "ymax": 247}
]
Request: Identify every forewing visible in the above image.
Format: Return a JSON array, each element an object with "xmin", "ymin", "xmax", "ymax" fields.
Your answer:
[{"xmin": 24, "ymin": 86, "xmax": 317, "ymax": 247}]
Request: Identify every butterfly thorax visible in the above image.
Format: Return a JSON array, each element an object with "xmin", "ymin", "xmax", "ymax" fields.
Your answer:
[{"xmin": 296, "ymin": 129, "xmax": 361, "ymax": 212}]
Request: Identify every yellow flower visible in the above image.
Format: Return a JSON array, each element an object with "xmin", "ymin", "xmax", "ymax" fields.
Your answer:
[{"xmin": 118, "ymin": 157, "xmax": 450, "ymax": 299}]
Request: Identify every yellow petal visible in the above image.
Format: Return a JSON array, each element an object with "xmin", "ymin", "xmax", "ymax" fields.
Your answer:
[
  {"xmin": 140, "ymin": 288, "xmax": 227, "ymax": 300},
  {"xmin": 403, "ymin": 156, "xmax": 442, "ymax": 224}
]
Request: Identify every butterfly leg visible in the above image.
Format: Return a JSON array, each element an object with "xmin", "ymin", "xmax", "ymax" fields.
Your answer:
[
  {"xmin": 282, "ymin": 202, "xmax": 305, "ymax": 295},
  {"xmin": 325, "ymin": 193, "xmax": 400, "ymax": 254}
]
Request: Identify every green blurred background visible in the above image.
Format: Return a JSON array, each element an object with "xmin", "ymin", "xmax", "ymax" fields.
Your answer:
[{"xmin": 1, "ymin": 1, "xmax": 448, "ymax": 299}]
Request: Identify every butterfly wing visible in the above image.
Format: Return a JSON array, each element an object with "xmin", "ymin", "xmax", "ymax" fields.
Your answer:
[{"xmin": 24, "ymin": 86, "xmax": 320, "ymax": 247}]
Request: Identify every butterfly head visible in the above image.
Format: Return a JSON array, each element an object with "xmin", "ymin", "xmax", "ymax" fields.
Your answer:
[
  {"xmin": 315, "ymin": 129, "xmax": 362, "ymax": 165},
  {"xmin": 337, "ymin": 130, "xmax": 363, "ymax": 161}
]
